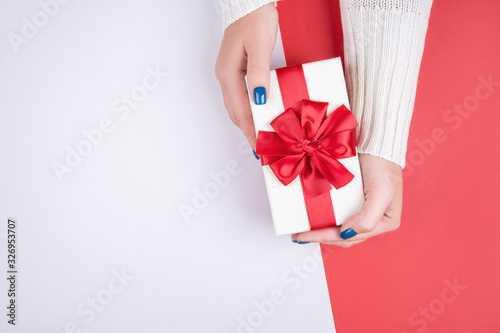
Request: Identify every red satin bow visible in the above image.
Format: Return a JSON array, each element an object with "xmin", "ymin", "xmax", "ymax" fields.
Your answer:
[{"xmin": 256, "ymin": 99, "xmax": 358, "ymax": 199}]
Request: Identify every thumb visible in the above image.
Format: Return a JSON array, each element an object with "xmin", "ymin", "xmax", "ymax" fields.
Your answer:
[
  {"xmin": 246, "ymin": 47, "xmax": 272, "ymax": 106},
  {"xmin": 339, "ymin": 192, "xmax": 391, "ymax": 239}
]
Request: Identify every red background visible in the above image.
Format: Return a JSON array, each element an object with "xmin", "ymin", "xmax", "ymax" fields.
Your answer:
[{"xmin": 278, "ymin": 0, "xmax": 500, "ymax": 332}]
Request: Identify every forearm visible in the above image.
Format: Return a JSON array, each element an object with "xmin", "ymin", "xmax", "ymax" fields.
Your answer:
[{"xmin": 340, "ymin": 0, "xmax": 434, "ymax": 168}]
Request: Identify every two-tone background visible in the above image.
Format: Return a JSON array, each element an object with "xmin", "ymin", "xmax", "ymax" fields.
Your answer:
[{"xmin": 1, "ymin": 0, "xmax": 499, "ymax": 332}]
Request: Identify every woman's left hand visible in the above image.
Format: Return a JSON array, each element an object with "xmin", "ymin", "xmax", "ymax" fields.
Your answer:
[{"xmin": 291, "ymin": 154, "xmax": 403, "ymax": 247}]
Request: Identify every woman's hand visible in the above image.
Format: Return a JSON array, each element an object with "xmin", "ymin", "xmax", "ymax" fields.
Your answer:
[
  {"xmin": 215, "ymin": 3, "xmax": 279, "ymax": 150},
  {"xmin": 292, "ymin": 154, "xmax": 403, "ymax": 247}
]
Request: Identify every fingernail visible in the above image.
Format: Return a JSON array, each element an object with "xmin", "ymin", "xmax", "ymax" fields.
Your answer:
[
  {"xmin": 297, "ymin": 241, "xmax": 310, "ymax": 244},
  {"xmin": 254, "ymin": 87, "xmax": 266, "ymax": 105},
  {"xmin": 252, "ymin": 149, "xmax": 260, "ymax": 160},
  {"xmin": 292, "ymin": 239, "xmax": 297, "ymax": 243},
  {"xmin": 340, "ymin": 228, "xmax": 357, "ymax": 240}
]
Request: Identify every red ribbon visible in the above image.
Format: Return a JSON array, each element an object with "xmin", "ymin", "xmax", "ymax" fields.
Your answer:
[{"xmin": 256, "ymin": 100, "xmax": 358, "ymax": 199}]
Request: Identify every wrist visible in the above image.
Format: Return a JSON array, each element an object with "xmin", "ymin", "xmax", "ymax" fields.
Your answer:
[{"xmin": 220, "ymin": 0, "xmax": 278, "ymax": 31}]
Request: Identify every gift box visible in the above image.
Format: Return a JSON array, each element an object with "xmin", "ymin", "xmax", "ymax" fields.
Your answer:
[{"xmin": 247, "ymin": 58, "xmax": 365, "ymax": 236}]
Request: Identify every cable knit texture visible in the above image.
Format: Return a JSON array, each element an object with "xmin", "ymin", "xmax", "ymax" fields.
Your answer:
[
  {"xmin": 340, "ymin": 0, "xmax": 434, "ymax": 167},
  {"xmin": 219, "ymin": 0, "xmax": 277, "ymax": 30},
  {"xmin": 221, "ymin": 0, "xmax": 433, "ymax": 168}
]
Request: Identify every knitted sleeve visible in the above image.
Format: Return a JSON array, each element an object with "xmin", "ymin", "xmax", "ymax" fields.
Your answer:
[
  {"xmin": 339, "ymin": 0, "xmax": 434, "ymax": 167},
  {"xmin": 220, "ymin": 0, "xmax": 278, "ymax": 30}
]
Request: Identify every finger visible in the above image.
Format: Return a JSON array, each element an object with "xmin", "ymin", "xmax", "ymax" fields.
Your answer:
[
  {"xmin": 217, "ymin": 70, "xmax": 257, "ymax": 150},
  {"xmin": 294, "ymin": 228, "xmax": 367, "ymax": 248},
  {"xmin": 291, "ymin": 232, "xmax": 313, "ymax": 244},
  {"xmin": 334, "ymin": 238, "xmax": 366, "ymax": 248},
  {"xmin": 295, "ymin": 227, "xmax": 342, "ymax": 244},
  {"xmin": 215, "ymin": 41, "xmax": 257, "ymax": 149},
  {"xmin": 339, "ymin": 189, "xmax": 393, "ymax": 238},
  {"xmin": 231, "ymin": 76, "xmax": 257, "ymax": 149},
  {"xmin": 246, "ymin": 45, "xmax": 272, "ymax": 106},
  {"xmin": 218, "ymin": 80, "xmax": 240, "ymax": 127}
]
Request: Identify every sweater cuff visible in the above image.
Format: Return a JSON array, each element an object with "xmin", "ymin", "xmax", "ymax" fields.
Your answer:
[
  {"xmin": 340, "ymin": 0, "xmax": 434, "ymax": 168},
  {"xmin": 220, "ymin": 0, "xmax": 278, "ymax": 31}
]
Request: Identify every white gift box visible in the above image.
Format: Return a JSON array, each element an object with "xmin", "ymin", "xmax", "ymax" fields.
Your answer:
[{"xmin": 247, "ymin": 58, "xmax": 365, "ymax": 236}]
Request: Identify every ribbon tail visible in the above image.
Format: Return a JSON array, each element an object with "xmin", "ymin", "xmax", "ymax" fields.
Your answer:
[{"xmin": 300, "ymin": 161, "xmax": 333, "ymax": 199}]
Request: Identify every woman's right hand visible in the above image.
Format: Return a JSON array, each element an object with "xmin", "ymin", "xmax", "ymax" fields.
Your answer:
[{"xmin": 215, "ymin": 3, "xmax": 279, "ymax": 150}]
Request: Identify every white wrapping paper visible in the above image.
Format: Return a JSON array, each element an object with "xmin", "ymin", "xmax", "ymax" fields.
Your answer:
[{"xmin": 248, "ymin": 58, "xmax": 365, "ymax": 236}]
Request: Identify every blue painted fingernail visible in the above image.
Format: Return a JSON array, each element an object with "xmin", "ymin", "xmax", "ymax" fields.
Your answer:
[
  {"xmin": 252, "ymin": 149, "xmax": 260, "ymax": 160},
  {"xmin": 292, "ymin": 239, "xmax": 297, "ymax": 243},
  {"xmin": 254, "ymin": 87, "xmax": 266, "ymax": 105},
  {"xmin": 297, "ymin": 241, "xmax": 310, "ymax": 244},
  {"xmin": 340, "ymin": 228, "xmax": 357, "ymax": 240}
]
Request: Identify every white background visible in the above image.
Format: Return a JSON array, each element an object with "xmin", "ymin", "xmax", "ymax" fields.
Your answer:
[{"xmin": 0, "ymin": 0, "xmax": 337, "ymax": 332}]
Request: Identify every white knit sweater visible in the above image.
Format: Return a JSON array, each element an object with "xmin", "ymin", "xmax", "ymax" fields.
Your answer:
[{"xmin": 220, "ymin": 0, "xmax": 434, "ymax": 168}]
